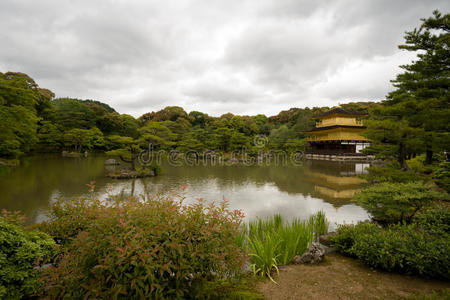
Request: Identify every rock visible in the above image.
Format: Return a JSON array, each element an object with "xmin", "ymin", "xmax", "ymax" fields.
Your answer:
[
  {"xmin": 62, "ymin": 151, "xmax": 81, "ymax": 158},
  {"xmin": 107, "ymin": 169, "xmax": 155, "ymax": 179},
  {"xmin": 319, "ymin": 232, "xmax": 336, "ymax": 247},
  {"xmin": 321, "ymin": 244, "xmax": 336, "ymax": 255},
  {"xmin": 293, "ymin": 242, "xmax": 325, "ymax": 264},
  {"xmin": 33, "ymin": 263, "xmax": 53, "ymax": 271},
  {"xmin": 104, "ymin": 158, "xmax": 120, "ymax": 166}
]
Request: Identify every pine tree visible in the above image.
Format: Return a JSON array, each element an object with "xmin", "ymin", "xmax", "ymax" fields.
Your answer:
[{"xmin": 365, "ymin": 10, "xmax": 450, "ymax": 167}]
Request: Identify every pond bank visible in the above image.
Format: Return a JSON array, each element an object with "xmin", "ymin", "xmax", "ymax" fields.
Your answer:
[{"xmin": 256, "ymin": 253, "xmax": 448, "ymax": 300}]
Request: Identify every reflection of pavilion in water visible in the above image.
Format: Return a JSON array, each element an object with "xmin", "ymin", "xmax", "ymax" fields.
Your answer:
[{"xmin": 303, "ymin": 161, "xmax": 369, "ymax": 207}]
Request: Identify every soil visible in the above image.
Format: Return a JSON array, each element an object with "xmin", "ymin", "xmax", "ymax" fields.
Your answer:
[{"xmin": 256, "ymin": 253, "xmax": 449, "ymax": 300}]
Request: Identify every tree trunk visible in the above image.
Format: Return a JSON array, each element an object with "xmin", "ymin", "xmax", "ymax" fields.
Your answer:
[
  {"xmin": 425, "ymin": 149, "xmax": 433, "ymax": 165},
  {"xmin": 398, "ymin": 143, "xmax": 409, "ymax": 170}
]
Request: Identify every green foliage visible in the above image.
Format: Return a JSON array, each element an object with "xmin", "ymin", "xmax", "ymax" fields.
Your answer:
[
  {"xmin": 354, "ymin": 181, "xmax": 444, "ymax": 223},
  {"xmin": 63, "ymin": 127, "xmax": 104, "ymax": 152},
  {"xmin": 241, "ymin": 212, "xmax": 328, "ymax": 281},
  {"xmin": 410, "ymin": 289, "xmax": 450, "ymax": 300},
  {"xmin": 363, "ymin": 11, "xmax": 450, "ymax": 166},
  {"xmin": 328, "ymin": 222, "xmax": 378, "ymax": 256},
  {"xmin": 434, "ymin": 162, "xmax": 450, "ymax": 193},
  {"xmin": 0, "ymin": 105, "xmax": 39, "ymax": 157},
  {"xmin": 416, "ymin": 205, "xmax": 450, "ymax": 235},
  {"xmin": 362, "ymin": 163, "xmax": 429, "ymax": 184},
  {"xmin": 330, "ymin": 222, "xmax": 450, "ymax": 279},
  {"xmin": 37, "ymin": 194, "xmax": 246, "ymax": 299},
  {"xmin": 53, "ymin": 98, "xmax": 97, "ymax": 129},
  {"xmin": 0, "ymin": 216, "xmax": 55, "ymax": 300},
  {"xmin": 0, "ymin": 72, "xmax": 44, "ymax": 158},
  {"xmin": 37, "ymin": 120, "xmax": 62, "ymax": 149}
]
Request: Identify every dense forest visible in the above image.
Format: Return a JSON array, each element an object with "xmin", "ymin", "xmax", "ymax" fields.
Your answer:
[
  {"xmin": 0, "ymin": 71, "xmax": 377, "ymax": 160},
  {"xmin": 0, "ymin": 12, "xmax": 448, "ymax": 169}
]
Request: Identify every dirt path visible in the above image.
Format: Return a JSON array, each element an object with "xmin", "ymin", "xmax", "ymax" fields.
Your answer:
[{"xmin": 256, "ymin": 253, "xmax": 448, "ymax": 300}]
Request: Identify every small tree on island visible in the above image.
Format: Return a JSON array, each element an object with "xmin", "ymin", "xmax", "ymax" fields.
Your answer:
[
  {"xmin": 105, "ymin": 135, "xmax": 143, "ymax": 171},
  {"xmin": 106, "ymin": 124, "xmax": 174, "ymax": 171}
]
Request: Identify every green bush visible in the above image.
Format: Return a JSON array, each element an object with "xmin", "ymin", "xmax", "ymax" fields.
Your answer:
[
  {"xmin": 327, "ymin": 222, "xmax": 378, "ymax": 256},
  {"xmin": 36, "ymin": 197, "xmax": 101, "ymax": 246},
  {"xmin": 361, "ymin": 163, "xmax": 429, "ymax": 184},
  {"xmin": 416, "ymin": 205, "xmax": 450, "ymax": 235},
  {"xmin": 411, "ymin": 288, "xmax": 450, "ymax": 300},
  {"xmin": 354, "ymin": 181, "xmax": 445, "ymax": 224},
  {"xmin": 0, "ymin": 217, "xmax": 55, "ymax": 300},
  {"xmin": 37, "ymin": 194, "xmax": 246, "ymax": 299},
  {"xmin": 330, "ymin": 222, "xmax": 450, "ymax": 279},
  {"xmin": 434, "ymin": 162, "xmax": 450, "ymax": 193}
]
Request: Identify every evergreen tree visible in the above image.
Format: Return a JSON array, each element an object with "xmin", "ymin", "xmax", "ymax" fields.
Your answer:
[{"xmin": 365, "ymin": 11, "xmax": 450, "ymax": 167}]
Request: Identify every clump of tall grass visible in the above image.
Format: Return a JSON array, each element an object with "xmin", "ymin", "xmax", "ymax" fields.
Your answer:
[{"xmin": 240, "ymin": 212, "xmax": 329, "ymax": 281}]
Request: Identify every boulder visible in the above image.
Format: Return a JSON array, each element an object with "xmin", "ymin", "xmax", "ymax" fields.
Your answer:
[
  {"xmin": 104, "ymin": 158, "xmax": 120, "ymax": 166},
  {"xmin": 293, "ymin": 242, "xmax": 325, "ymax": 264},
  {"xmin": 319, "ymin": 232, "xmax": 336, "ymax": 247}
]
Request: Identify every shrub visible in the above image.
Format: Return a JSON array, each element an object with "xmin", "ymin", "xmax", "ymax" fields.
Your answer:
[
  {"xmin": 37, "ymin": 197, "xmax": 101, "ymax": 246},
  {"xmin": 327, "ymin": 222, "xmax": 378, "ymax": 256},
  {"xmin": 416, "ymin": 204, "xmax": 450, "ymax": 235},
  {"xmin": 241, "ymin": 212, "xmax": 328, "ymax": 281},
  {"xmin": 434, "ymin": 161, "xmax": 450, "ymax": 193},
  {"xmin": 353, "ymin": 181, "xmax": 444, "ymax": 224},
  {"xmin": 361, "ymin": 163, "xmax": 429, "ymax": 184},
  {"xmin": 0, "ymin": 217, "xmax": 55, "ymax": 300},
  {"xmin": 330, "ymin": 222, "xmax": 450, "ymax": 279},
  {"xmin": 38, "ymin": 193, "xmax": 246, "ymax": 299}
]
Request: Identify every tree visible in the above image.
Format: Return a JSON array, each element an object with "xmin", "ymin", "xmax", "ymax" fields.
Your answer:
[
  {"xmin": 0, "ymin": 72, "xmax": 42, "ymax": 157},
  {"xmin": 0, "ymin": 105, "xmax": 39, "ymax": 157},
  {"xmin": 365, "ymin": 11, "xmax": 450, "ymax": 166},
  {"xmin": 229, "ymin": 131, "xmax": 250, "ymax": 151},
  {"xmin": 354, "ymin": 181, "xmax": 445, "ymax": 224},
  {"xmin": 139, "ymin": 122, "xmax": 176, "ymax": 150},
  {"xmin": 395, "ymin": 11, "xmax": 450, "ymax": 164},
  {"xmin": 63, "ymin": 127, "xmax": 104, "ymax": 153},
  {"xmin": 106, "ymin": 135, "xmax": 142, "ymax": 170},
  {"xmin": 53, "ymin": 98, "xmax": 96, "ymax": 129},
  {"xmin": 37, "ymin": 121, "xmax": 62, "ymax": 149}
]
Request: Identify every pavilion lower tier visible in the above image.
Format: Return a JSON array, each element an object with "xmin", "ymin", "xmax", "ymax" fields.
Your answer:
[{"xmin": 307, "ymin": 140, "xmax": 370, "ymax": 155}]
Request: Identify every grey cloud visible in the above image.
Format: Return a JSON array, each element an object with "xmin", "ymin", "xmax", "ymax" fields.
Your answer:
[{"xmin": 0, "ymin": 0, "xmax": 449, "ymax": 117}]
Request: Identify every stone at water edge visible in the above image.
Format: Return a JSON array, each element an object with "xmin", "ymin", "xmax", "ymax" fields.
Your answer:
[
  {"xmin": 319, "ymin": 232, "xmax": 336, "ymax": 247},
  {"xmin": 104, "ymin": 158, "xmax": 120, "ymax": 165},
  {"xmin": 107, "ymin": 169, "xmax": 155, "ymax": 179},
  {"xmin": 293, "ymin": 243, "xmax": 325, "ymax": 264}
]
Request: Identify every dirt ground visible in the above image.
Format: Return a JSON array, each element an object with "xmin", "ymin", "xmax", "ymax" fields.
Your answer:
[{"xmin": 256, "ymin": 253, "xmax": 449, "ymax": 300}]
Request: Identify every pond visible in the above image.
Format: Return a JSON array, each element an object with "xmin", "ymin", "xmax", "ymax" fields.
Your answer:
[{"xmin": 0, "ymin": 154, "xmax": 370, "ymax": 229}]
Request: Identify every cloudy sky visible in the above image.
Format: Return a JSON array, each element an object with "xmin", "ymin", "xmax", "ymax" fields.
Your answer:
[{"xmin": 0, "ymin": 0, "xmax": 448, "ymax": 117}]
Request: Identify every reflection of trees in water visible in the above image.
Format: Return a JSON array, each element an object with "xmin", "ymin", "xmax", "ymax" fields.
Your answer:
[
  {"xmin": 0, "ymin": 156, "xmax": 369, "ymax": 223},
  {"xmin": 0, "ymin": 154, "xmax": 109, "ymax": 223},
  {"xmin": 143, "ymin": 161, "xmax": 367, "ymax": 208}
]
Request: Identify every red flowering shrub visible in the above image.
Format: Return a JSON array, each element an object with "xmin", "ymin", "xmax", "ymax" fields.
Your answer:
[{"xmin": 38, "ymin": 193, "xmax": 246, "ymax": 299}]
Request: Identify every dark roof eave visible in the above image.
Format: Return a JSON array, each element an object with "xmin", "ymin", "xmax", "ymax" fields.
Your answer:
[{"xmin": 303, "ymin": 125, "xmax": 367, "ymax": 132}]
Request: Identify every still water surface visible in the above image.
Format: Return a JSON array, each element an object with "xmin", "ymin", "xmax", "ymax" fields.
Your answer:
[{"xmin": 0, "ymin": 155, "xmax": 370, "ymax": 229}]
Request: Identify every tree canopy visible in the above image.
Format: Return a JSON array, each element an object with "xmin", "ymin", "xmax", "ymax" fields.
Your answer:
[{"xmin": 364, "ymin": 10, "xmax": 450, "ymax": 167}]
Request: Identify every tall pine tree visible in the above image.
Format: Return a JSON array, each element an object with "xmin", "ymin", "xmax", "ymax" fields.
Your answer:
[{"xmin": 365, "ymin": 10, "xmax": 449, "ymax": 168}]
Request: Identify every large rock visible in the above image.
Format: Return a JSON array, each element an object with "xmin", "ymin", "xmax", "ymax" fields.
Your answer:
[
  {"xmin": 293, "ymin": 242, "xmax": 325, "ymax": 264},
  {"xmin": 104, "ymin": 158, "xmax": 120, "ymax": 166},
  {"xmin": 319, "ymin": 232, "xmax": 336, "ymax": 247}
]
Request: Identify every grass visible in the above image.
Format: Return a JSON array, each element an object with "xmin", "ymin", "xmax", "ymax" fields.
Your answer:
[{"xmin": 239, "ymin": 212, "xmax": 329, "ymax": 281}]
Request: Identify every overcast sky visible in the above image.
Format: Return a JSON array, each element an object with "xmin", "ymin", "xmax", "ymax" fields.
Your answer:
[{"xmin": 0, "ymin": 1, "xmax": 448, "ymax": 117}]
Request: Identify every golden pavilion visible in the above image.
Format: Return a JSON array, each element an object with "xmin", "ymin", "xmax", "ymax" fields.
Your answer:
[{"xmin": 304, "ymin": 107, "xmax": 370, "ymax": 155}]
